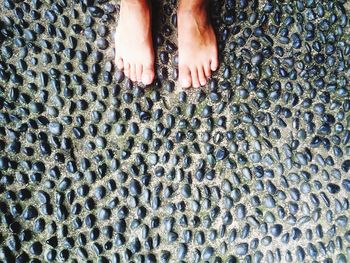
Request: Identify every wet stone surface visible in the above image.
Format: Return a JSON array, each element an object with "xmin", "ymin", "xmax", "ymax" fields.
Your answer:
[{"xmin": 1, "ymin": 0, "xmax": 350, "ymax": 262}]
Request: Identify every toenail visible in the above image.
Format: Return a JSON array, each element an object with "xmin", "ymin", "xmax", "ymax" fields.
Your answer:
[
  {"xmin": 142, "ymin": 75, "xmax": 152, "ymax": 85},
  {"xmin": 181, "ymin": 79, "xmax": 191, "ymax": 87}
]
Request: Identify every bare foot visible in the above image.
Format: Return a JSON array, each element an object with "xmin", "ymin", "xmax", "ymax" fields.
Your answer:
[
  {"xmin": 115, "ymin": 0, "xmax": 154, "ymax": 85},
  {"xmin": 177, "ymin": 3, "xmax": 218, "ymax": 88}
]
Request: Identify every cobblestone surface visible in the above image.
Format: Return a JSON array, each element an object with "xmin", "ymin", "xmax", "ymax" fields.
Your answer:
[{"xmin": 1, "ymin": 0, "xmax": 350, "ymax": 262}]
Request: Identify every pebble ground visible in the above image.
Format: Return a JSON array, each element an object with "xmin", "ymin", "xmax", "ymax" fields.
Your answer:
[{"xmin": 1, "ymin": 0, "xmax": 350, "ymax": 262}]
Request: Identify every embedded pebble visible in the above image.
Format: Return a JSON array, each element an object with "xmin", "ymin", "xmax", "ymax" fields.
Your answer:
[{"xmin": 0, "ymin": 0, "xmax": 349, "ymax": 262}]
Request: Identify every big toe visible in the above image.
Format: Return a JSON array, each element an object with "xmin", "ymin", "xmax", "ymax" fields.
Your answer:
[
  {"xmin": 142, "ymin": 67, "xmax": 154, "ymax": 85},
  {"xmin": 179, "ymin": 65, "xmax": 192, "ymax": 88}
]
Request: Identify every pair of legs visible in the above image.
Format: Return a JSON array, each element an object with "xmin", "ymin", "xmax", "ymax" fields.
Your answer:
[{"xmin": 115, "ymin": 0, "xmax": 218, "ymax": 88}]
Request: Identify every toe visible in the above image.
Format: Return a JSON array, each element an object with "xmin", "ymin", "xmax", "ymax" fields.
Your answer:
[
  {"xmin": 198, "ymin": 66, "xmax": 207, "ymax": 86},
  {"xmin": 190, "ymin": 67, "xmax": 200, "ymax": 88},
  {"xmin": 136, "ymin": 65, "xmax": 143, "ymax": 83},
  {"xmin": 130, "ymin": 64, "xmax": 137, "ymax": 82},
  {"xmin": 210, "ymin": 57, "xmax": 219, "ymax": 72},
  {"xmin": 204, "ymin": 63, "xmax": 212, "ymax": 79},
  {"xmin": 116, "ymin": 57, "xmax": 124, "ymax": 70},
  {"xmin": 142, "ymin": 65, "xmax": 154, "ymax": 85},
  {"xmin": 179, "ymin": 65, "xmax": 192, "ymax": 88},
  {"xmin": 124, "ymin": 62, "xmax": 130, "ymax": 77}
]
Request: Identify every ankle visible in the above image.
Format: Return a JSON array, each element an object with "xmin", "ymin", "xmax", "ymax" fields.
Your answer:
[
  {"xmin": 178, "ymin": 0, "xmax": 207, "ymax": 13},
  {"xmin": 121, "ymin": 0, "xmax": 149, "ymax": 8},
  {"xmin": 178, "ymin": 4, "xmax": 209, "ymax": 27}
]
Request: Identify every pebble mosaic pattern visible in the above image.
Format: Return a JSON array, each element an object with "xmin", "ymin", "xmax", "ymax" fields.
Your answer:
[{"xmin": 1, "ymin": 0, "xmax": 350, "ymax": 262}]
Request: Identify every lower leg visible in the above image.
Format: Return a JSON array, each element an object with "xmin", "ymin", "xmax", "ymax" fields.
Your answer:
[{"xmin": 177, "ymin": 0, "xmax": 218, "ymax": 88}]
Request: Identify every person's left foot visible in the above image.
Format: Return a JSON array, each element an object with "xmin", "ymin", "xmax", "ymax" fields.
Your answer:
[{"xmin": 177, "ymin": 3, "xmax": 218, "ymax": 88}]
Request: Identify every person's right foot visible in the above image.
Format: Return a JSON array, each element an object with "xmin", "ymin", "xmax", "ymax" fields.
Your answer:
[
  {"xmin": 177, "ymin": 2, "xmax": 218, "ymax": 88},
  {"xmin": 115, "ymin": 0, "xmax": 155, "ymax": 85}
]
